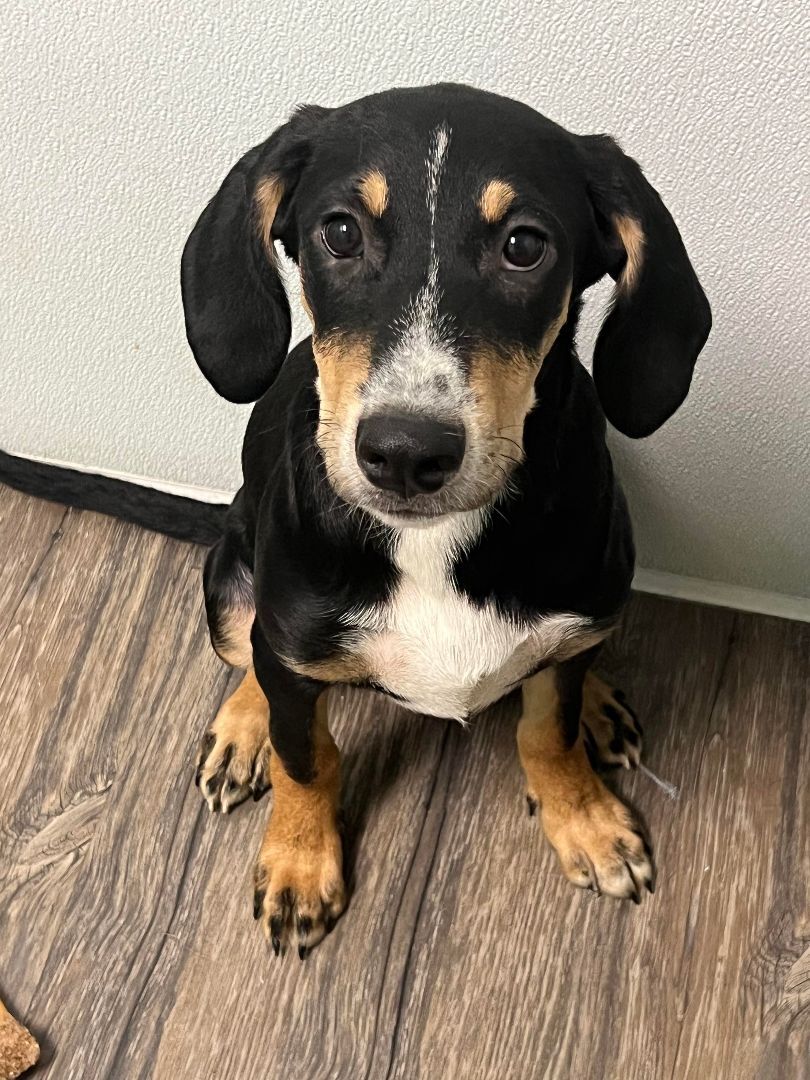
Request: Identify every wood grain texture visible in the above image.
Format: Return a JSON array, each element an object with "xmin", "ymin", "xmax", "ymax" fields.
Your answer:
[
  {"xmin": 0, "ymin": 486, "xmax": 807, "ymax": 1079},
  {"xmin": 0, "ymin": 487, "xmax": 66, "ymax": 642}
]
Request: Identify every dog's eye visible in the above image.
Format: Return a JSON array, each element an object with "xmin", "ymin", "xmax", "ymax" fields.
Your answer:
[
  {"xmin": 502, "ymin": 227, "xmax": 546, "ymax": 271},
  {"xmin": 322, "ymin": 215, "xmax": 364, "ymax": 258}
]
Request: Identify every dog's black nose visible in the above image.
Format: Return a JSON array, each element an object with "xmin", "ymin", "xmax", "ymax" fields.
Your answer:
[{"xmin": 355, "ymin": 414, "xmax": 465, "ymax": 498}]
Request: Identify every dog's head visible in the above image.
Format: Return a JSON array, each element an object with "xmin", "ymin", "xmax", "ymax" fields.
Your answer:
[{"xmin": 182, "ymin": 84, "xmax": 710, "ymax": 522}]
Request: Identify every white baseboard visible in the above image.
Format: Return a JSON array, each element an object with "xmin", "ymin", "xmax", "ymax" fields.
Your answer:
[
  {"xmin": 10, "ymin": 451, "xmax": 810, "ymax": 623},
  {"xmin": 632, "ymin": 569, "xmax": 809, "ymax": 623}
]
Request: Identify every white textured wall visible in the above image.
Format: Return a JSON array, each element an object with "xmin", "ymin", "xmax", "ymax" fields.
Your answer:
[{"xmin": 3, "ymin": 0, "xmax": 808, "ymax": 598}]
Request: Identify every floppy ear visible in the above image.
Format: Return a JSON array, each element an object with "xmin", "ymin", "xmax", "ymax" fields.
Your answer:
[
  {"xmin": 579, "ymin": 135, "xmax": 712, "ymax": 438},
  {"xmin": 181, "ymin": 106, "xmax": 326, "ymax": 403}
]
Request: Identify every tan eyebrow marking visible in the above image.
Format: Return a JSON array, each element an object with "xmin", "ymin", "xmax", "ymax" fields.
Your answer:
[
  {"xmin": 613, "ymin": 214, "xmax": 645, "ymax": 294},
  {"xmin": 479, "ymin": 179, "xmax": 517, "ymax": 223},
  {"xmin": 254, "ymin": 174, "xmax": 285, "ymax": 254},
  {"xmin": 358, "ymin": 169, "xmax": 389, "ymax": 217}
]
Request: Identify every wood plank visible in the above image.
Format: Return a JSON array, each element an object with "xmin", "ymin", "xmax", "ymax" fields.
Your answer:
[
  {"xmin": 385, "ymin": 595, "xmax": 750, "ymax": 1079},
  {"xmin": 144, "ymin": 690, "xmax": 449, "ymax": 1080},
  {"xmin": 385, "ymin": 598, "xmax": 810, "ymax": 1079},
  {"xmin": 0, "ymin": 484, "xmax": 67, "ymax": 641},
  {"xmin": 665, "ymin": 612, "xmax": 810, "ymax": 1079},
  {"xmin": 0, "ymin": 506, "xmax": 232, "ymax": 1077},
  {"xmin": 1, "ymin": 492, "xmax": 807, "ymax": 1079},
  {"xmin": 0, "ymin": 496, "xmax": 450, "ymax": 1078}
]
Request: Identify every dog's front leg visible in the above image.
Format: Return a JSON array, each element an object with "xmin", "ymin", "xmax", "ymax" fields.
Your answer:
[
  {"xmin": 251, "ymin": 628, "xmax": 345, "ymax": 957},
  {"xmin": 517, "ymin": 655, "xmax": 654, "ymax": 901}
]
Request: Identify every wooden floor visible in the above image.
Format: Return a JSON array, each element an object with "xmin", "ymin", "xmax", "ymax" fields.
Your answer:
[{"xmin": 0, "ymin": 485, "xmax": 808, "ymax": 1080}]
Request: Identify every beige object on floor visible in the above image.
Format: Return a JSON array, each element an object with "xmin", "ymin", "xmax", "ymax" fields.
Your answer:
[{"xmin": 0, "ymin": 1001, "xmax": 39, "ymax": 1080}]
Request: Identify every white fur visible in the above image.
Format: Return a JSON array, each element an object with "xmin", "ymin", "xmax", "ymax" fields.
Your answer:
[
  {"xmin": 362, "ymin": 124, "xmax": 463, "ymax": 419},
  {"xmin": 343, "ymin": 511, "xmax": 596, "ymax": 720},
  {"xmin": 415, "ymin": 122, "xmax": 450, "ymax": 335}
]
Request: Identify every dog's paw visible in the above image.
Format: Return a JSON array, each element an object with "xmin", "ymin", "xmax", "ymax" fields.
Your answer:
[
  {"xmin": 539, "ymin": 780, "xmax": 654, "ymax": 901},
  {"xmin": 195, "ymin": 693, "xmax": 271, "ymax": 813},
  {"xmin": 581, "ymin": 673, "xmax": 642, "ymax": 771},
  {"xmin": 253, "ymin": 823, "xmax": 345, "ymax": 959}
]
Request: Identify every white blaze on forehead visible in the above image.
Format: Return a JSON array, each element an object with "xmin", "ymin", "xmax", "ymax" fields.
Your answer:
[
  {"xmin": 363, "ymin": 123, "xmax": 463, "ymax": 418},
  {"xmin": 422, "ymin": 123, "xmax": 451, "ymax": 321}
]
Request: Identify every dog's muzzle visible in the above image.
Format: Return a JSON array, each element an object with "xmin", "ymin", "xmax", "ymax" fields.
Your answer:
[{"xmin": 355, "ymin": 413, "xmax": 466, "ymax": 500}]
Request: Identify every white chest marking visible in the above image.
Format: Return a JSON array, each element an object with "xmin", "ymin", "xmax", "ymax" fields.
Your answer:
[{"xmin": 344, "ymin": 512, "xmax": 596, "ymax": 720}]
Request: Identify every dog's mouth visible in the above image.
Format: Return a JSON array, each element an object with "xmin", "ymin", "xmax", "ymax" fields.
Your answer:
[
  {"xmin": 316, "ymin": 404, "xmax": 524, "ymax": 526},
  {"xmin": 332, "ymin": 451, "xmax": 519, "ymax": 526},
  {"xmin": 355, "ymin": 489, "xmax": 472, "ymax": 525}
]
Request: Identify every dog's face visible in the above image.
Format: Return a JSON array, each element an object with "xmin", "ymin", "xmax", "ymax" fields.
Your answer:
[
  {"xmin": 182, "ymin": 85, "xmax": 710, "ymax": 522},
  {"xmin": 286, "ymin": 98, "xmax": 580, "ymax": 521}
]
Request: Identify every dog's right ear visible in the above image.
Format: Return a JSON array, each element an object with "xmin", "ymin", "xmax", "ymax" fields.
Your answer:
[{"xmin": 181, "ymin": 106, "xmax": 328, "ymax": 403}]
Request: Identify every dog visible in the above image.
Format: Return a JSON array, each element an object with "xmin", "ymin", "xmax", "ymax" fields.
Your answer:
[{"xmin": 180, "ymin": 83, "xmax": 711, "ymax": 958}]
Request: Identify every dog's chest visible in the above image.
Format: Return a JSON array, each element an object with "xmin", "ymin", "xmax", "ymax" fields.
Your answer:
[{"xmin": 345, "ymin": 515, "xmax": 593, "ymax": 720}]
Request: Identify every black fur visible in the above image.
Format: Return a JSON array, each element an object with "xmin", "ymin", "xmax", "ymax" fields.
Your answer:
[
  {"xmin": 182, "ymin": 85, "xmax": 710, "ymax": 435},
  {"xmin": 210, "ymin": 329, "xmax": 630, "ymax": 778},
  {"xmin": 3, "ymin": 85, "xmax": 711, "ymax": 798},
  {"xmin": 236, "ymin": 332, "xmax": 634, "ymax": 665},
  {"xmin": 580, "ymin": 134, "xmax": 712, "ymax": 437},
  {"xmin": 184, "ymin": 85, "xmax": 709, "ymax": 783}
]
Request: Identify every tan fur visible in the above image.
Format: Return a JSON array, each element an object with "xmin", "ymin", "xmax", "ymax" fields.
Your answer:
[
  {"xmin": 539, "ymin": 285, "xmax": 572, "ymax": 356},
  {"xmin": 196, "ymin": 668, "xmax": 271, "ymax": 810},
  {"xmin": 212, "ymin": 604, "xmax": 254, "ymax": 668},
  {"xmin": 255, "ymin": 691, "xmax": 345, "ymax": 949},
  {"xmin": 613, "ymin": 214, "xmax": 645, "ymax": 294},
  {"xmin": 286, "ymin": 651, "xmax": 370, "ymax": 684},
  {"xmin": 479, "ymin": 179, "xmax": 516, "ymax": 223},
  {"xmin": 468, "ymin": 287, "xmax": 571, "ymax": 463},
  {"xmin": 518, "ymin": 667, "xmax": 652, "ymax": 899},
  {"xmin": 538, "ymin": 623, "xmax": 612, "ymax": 664},
  {"xmin": 313, "ymin": 333, "xmax": 372, "ymax": 488},
  {"xmin": 469, "ymin": 351, "xmax": 539, "ymax": 465},
  {"xmin": 358, "ymin": 169, "xmax": 389, "ymax": 217},
  {"xmin": 210, "ymin": 668, "xmax": 269, "ymax": 778},
  {"xmin": 254, "ymin": 174, "xmax": 285, "ymax": 254}
]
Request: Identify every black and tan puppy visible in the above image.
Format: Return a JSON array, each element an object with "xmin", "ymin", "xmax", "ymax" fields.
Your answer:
[{"xmin": 181, "ymin": 83, "xmax": 711, "ymax": 957}]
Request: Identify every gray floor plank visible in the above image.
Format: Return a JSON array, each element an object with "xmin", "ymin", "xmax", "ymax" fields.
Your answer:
[
  {"xmin": 144, "ymin": 690, "xmax": 448, "ymax": 1080},
  {"xmin": 0, "ymin": 504, "xmax": 230, "ymax": 1078},
  {"xmin": 1, "ymin": 487, "xmax": 807, "ymax": 1079},
  {"xmin": 664, "ymin": 612, "xmax": 810, "ymax": 1079},
  {"xmin": 0, "ymin": 487, "xmax": 67, "ymax": 643},
  {"xmin": 384, "ymin": 599, "xmax": 809, "ymax": 1080}
]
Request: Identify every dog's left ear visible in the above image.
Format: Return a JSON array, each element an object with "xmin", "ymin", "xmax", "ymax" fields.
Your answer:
[{"xmin": 578, "ymin": 134, "xmax": 712, "ymax": 438}]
